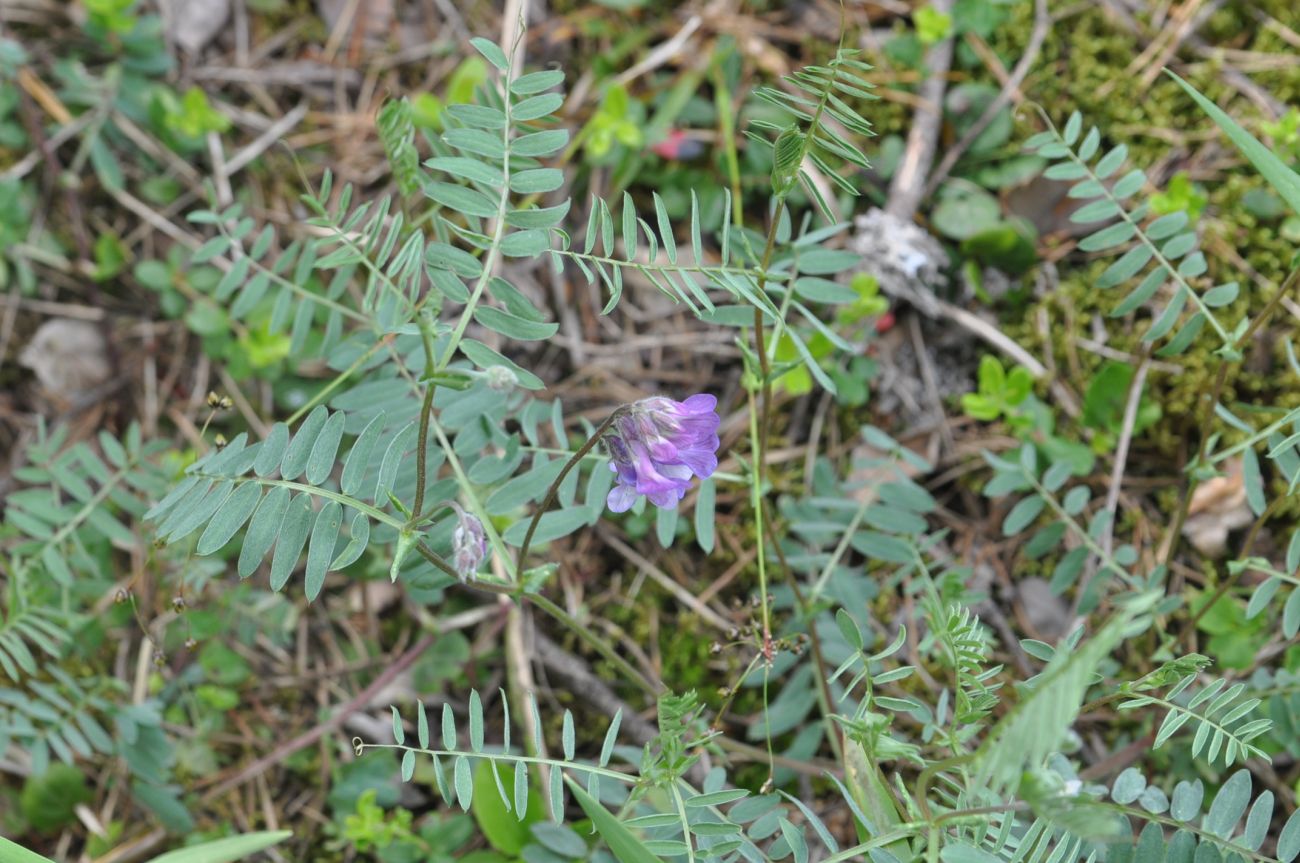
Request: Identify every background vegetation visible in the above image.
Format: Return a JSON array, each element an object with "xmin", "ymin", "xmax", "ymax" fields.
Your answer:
[{"xmin": 3, "ymin": 0, "xmax": 1300, "ymax": 861}]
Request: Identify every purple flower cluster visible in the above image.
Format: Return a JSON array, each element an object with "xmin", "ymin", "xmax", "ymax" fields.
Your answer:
[
  {"xmin": 605, "ymin": 394, "xmax": 721, "ymax": 513},
  {"xmin": 450, "ymin": 503, "xmax": 487, "ymax": 581}
]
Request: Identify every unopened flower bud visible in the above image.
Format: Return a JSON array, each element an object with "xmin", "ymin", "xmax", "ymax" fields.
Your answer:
[
  {"xmin": 485, "ymin": 365, "xmax": 517, "ymax": 391},
  {"xmin": 114, "ymin": 588, "xmax": 130, "ymax": 604},
  {"xmin": 171, "ymin": 596, "xmax": 186, "ymax": 612},
  {"xmin": 450, "ymin": 503, "xmax": 487, "ymax": 582}
]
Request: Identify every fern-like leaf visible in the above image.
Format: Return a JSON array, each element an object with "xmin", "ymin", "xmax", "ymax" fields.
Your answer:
[
  {"xmin": 1119, "ymin": 673, "xmax": 1272, "ymax": 767},
  {"xmin": 1026, "ymin": 111, "xmax": 1236, "ymax": 356}
]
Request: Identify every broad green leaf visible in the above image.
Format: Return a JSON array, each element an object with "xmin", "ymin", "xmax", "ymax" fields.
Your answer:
[
  {"xmin": 567, "ymin": 778, "xmax": 665, "ymax": 863},
  {"xmin": 512, "ymin": 129, "xmax": 569, "ymax": 157},
  {"xmin": 445, "ymin": 128, "xmax": 505, "ymax": 159},
  {"xmin": 269, "ymin": 494, "xmax": 313, "ymax": 591},
  {"xmin": 426, "ymin": 182, "xmax": 498, "ymax": 218},
  {"xmin": 694, "ymin": 478, "xmax": 715, "ymax": 553},
  {"xmin": 779, "ymin": 821, "xmax": 808, "ymax": 863},
  {"xmin": 470, "ymin": 37, "xmax": 509, "ymax": 71},
  {"xmin": 0, "ymin": 835, "xmax": 56, "ymax": 863},
  {"xmin": 196, "ymin": 482, "xmax": 262, "ymax": 555},
  {"xmin": 505, "ymin": 201, "xmax": 571, "ymax": 229},
  {"xmin": 843, "ymin": 740, "xmax": 912, "ymax": 859},
  {"xmin": 501, "ymin": 507, "xmax": 588, "ymax": 545},
  {"xmin": 1094, "ymin": 144, "xmax": 1128, "ymax": 178},
  {"xmin": 426, "ymin": 241, "xmax": 485, "ymax": 278},
  {"xmin": 237, "ymin": 485, "xmax": 291, "ymax": 577},
  {"xmin": 1078, "ymin": 220, "xmax": 1136, "ymax": 253},
  {"xmin": 509, "ymin": 168, "xmax": 564, "ymax": 194},
  {"xmin": 1242, "ymin": 447, "xmax": 1266, "ymax": 516},
  {"xmin": 305, "ymin": 410, "xmax": 346, "ymax": 485},
  {"xmin": 304, "ymin": 500, "xmax": 342, "ymax": 601},
  {"xmin": 474, "ymin": 306, "xmax": 558, "ymax": 341},
  {"xmin": 446, "ymin": 103, "xmax": 506, "ymax": 130},
  {"xmin": 455, "ymin": 756, "xmax": 473, "ymax": 810},
  {"xmin": 1278, "ymin": 807, "xmax": 1300, "ymax": 862},
  {"xmin": 1002, "ymin": 495, "xmax": 1044, "ymax": 535},
  {"xmin": 425, "ymin": 157, "xmax": 504, "ymax": 187},
  {"xmin": 1203, "ymin": 769, "xmax": 1251, "ymax": 838},
  {"xmin": 145, "ymin": 832, "xmax": 292, "ymax": 863},
  {"xmin": 341, "ymin": 412, "xmax": 387, "ymax": 496},
  {"xmin": 280, "ymin": 407, "xmax": 328, "ymax": 481},
  {"xmin": 512, "ymin": 93, "xmax": 563, "ymax": 122},
  {"xmin": 459, "ymin": 339, "xmax": 545, "ymax": 390},
  {"xmin": 473, "ymin": 760, "xmax": 540, "ymax": 854},
  {"xmin": 500, "ymin": 229, "xmax": 550, "ymax": 257},
  {"xmin": 1169, "ymin": 71, "xmax": 1300, "ymax": 216},
  {"xmin": 511, "ymin": 70, "xmax": 565, "ymax": 96},
  {"xmin": 375, "ymin": 422, "xmax": 417, "ymax": 504},
  {"xmin": 163, "ymin": 483, "xmax": 233, "ymax": 543}
]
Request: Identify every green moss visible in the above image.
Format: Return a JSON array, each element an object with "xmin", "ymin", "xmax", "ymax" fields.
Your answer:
[{"xmin": 988, "ymin": 0, "xmax": 1300, "ymax": 465}]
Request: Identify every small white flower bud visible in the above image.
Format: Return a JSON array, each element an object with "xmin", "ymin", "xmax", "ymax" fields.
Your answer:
[{"xmin": 485, "ymin": 365, "xmax": 517, "ymax": 391}]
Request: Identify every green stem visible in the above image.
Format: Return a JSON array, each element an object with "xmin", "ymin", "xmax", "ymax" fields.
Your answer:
[
  {"xmin": 357, "ymin": 743, "xmax": 635, "ymax": 782},
  {"xmin": 518, "ymin": 409, "xmax": 626, "ymax": 568},
  {"xmin": 193, "ymin": 475, "xmax": 403, "ymax": 530},
  {"xmin": 711, "ymin": 55, "xmax": 743, "ymax": 228},
  {"xmin": 405, "ymin": 50, "xmax": 516, "ymax": 524},
  {"xmin": 412, "ymin": 311, "xmax": 439, "ymax": 521},
  {"xmin": 414, "ymin": 540, "xmax": 472, "ymax": 584},
  {"xmin": 914, "ymin": 753, "xmax": 974, "ymax": 823},
  {"xmin": 746, "ymin": 387, "xmax": 771, "ymax": 646},
  {"xmin": 1186, "ymin": 495, "xmax": 1283, "ymax": 632},
  {"xmin": 1165, "ymin": 264, "xmax": 1300, "ymax": 573},
  {"xmin": 670, "ymin": 784, "xmax": 697, "ymax": 863},
  {"xmin": 286, "ymin": 336, "xmax": 392, "ymax": 426},
  {"xmin": 426, "ymin": 413, "xmax": 515, "ymax": 582},
  {"xmin": 761, "ymin": 505, "xmax": 844, "ymax": 765},
  {"xmin": 527, "ymin": 592, "xmax": 662, "ymax": 696}
]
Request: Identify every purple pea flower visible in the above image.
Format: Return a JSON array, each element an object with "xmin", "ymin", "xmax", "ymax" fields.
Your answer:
[
  {"xmin": 605, "ymin": 394, "xmax": 721, "ymax": 513},
  {"xmin": 450, "ymin": 503, "xmax": 487, "ymax": 581}
]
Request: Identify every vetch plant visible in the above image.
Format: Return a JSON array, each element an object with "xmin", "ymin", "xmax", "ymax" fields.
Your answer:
[{"xmin": 9, "ymin": 13, "xmax": 1300, "ymax": 863}]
